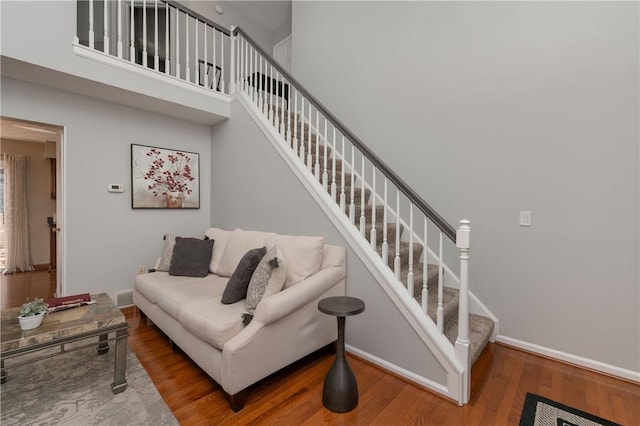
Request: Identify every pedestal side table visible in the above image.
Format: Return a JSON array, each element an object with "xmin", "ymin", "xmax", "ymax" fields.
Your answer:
[{"xmin": 318, "ymin": 296, "xmax": 365, "ymax": 413}]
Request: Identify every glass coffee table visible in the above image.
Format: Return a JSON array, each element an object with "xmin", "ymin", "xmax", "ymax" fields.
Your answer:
[{"xmin": 0, "ymin": 293, "xmax": 129, "ymax": 394}]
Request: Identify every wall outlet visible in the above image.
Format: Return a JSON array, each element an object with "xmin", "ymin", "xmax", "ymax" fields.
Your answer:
[
  {"xmin": 519, "ymin": 211, "xmax": 532, "ymax": 227},
  {"xmin": 137, "ymin": 266, "xmax": 146, "ymax": 275}
]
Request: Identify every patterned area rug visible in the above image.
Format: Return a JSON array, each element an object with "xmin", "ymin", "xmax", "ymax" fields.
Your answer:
[
  {"xmin": 520, "ymin": 393, "xmax": 621, "ymax": 426},
  {"xmin": 1, "ymin": 344, "xmax": 178, "ymax": 425}
]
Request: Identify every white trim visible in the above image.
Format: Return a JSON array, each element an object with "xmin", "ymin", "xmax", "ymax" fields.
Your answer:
[
  {"xmin": 236, "ymin": 92, "xmax": 465, "ymax": 403},
  {"xmin": 57, "ymin": 127, "xmax": 67, "ymax": 296},
  {"xmin": 72, "ymin": 43, "xmax": 230, "ymax": 100},
  {"xmin": 346, "ymin": 344, "xmax": 450, "ymax": 397},
  {"xmin": 496, "ymin": 335, "xmax": 640, "ymax": 383}
]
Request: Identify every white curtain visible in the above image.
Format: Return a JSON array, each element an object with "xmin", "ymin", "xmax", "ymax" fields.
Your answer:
[{"xmin": 3, "ymin": 153, "xmax": 34, "ymax": 274}]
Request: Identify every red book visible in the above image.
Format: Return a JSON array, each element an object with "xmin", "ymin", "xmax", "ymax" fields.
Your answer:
[{"xmin": 47, "ymin": 293, "xmax": 91, "ymax": 308}]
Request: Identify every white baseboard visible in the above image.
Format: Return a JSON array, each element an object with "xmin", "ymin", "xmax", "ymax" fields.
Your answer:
[
  {"xmin": 495, "ymin": 335, "xmax": 640, "ymax": 383},
  {"xmin": 346, "ymin": 344, "xmax": 452, "ymax": 399}
]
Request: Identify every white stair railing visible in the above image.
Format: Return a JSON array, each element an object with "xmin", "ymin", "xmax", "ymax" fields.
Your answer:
[
  {"xmin": 232, "ymin": 28, "xmax": 472, "ymax": 403},
  {"xmin": 76, "ymin": 0, "xmax": 231, "ymax": 94}
]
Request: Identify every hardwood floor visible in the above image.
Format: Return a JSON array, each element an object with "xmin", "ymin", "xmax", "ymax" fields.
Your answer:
[
  {"xmin": 0, "ymin": 269, "xmax": 56, "ymax": 309},
  {"xmin": 123, "ymin": 307, "xmax": 640, "ymax": 425}
]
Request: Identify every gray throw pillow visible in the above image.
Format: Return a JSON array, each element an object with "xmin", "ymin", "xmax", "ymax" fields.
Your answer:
[
  {"xmin": 221, "ymin": 247, "xmax": 267, "ymax": 304},
  {"xmin": 168, "ymin": 237, "xmax": 215, "ymax": 278},
  {"xmin": 245, "ymin": 246, "xmax": 286, "ymax": 313}
]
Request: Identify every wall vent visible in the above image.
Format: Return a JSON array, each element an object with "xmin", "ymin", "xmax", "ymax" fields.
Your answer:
[{"xmin": 115, "ymin": 290, "xmax": 134, "ymax": 308}]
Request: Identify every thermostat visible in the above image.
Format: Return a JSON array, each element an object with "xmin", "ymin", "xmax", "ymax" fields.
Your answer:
[{"xmin": 108, "ymin": 184, "xmax": 125, "ymax": 193}]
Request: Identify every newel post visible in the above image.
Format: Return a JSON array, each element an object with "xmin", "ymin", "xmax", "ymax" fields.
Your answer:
[
  {"xmin": 229, "ymin": 26, "xmax": 237, "ymax": 94},
  {"xmin": 455, "ymin": 219, "xmax": 471, "ymax": 404}
]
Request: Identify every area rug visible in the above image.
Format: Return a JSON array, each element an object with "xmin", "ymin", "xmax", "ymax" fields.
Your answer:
[
  {"xmin": 1, "ymin": 345, "xmax": 178, "ymax": 425},
  {"xmin": 520, "ymin": 392, "xmax": 621, "ymax": 426}
]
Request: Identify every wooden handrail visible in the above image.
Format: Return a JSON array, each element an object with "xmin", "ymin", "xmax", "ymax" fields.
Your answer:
[{"xmin": 233, "ymin": 27, "xmax": 456, "ymax": 241}]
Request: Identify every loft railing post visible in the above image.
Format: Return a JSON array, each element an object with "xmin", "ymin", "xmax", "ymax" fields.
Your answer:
[
  {"xmin": 117, "ymin": 0, "xmax": 123, "ymax": 58},
  {"xmin": 455, "ymin": 219, "xmax": 471, "ymax": 404},
  {"xmin": 229, "ymin": 26, "xmax": 236, "ymax": 94},
  {"xmin": 89, "ymin": 0, "xmax": 95, "ymax": 48},
  {"xmin": 103, "ymin": 0, "xmax": 109, "ymax": 54}
]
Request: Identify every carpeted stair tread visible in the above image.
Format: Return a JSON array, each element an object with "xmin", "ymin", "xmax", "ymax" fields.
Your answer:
[{"xmin": 443, "ymin": 313, "xmax": 494, "ymax": 365}]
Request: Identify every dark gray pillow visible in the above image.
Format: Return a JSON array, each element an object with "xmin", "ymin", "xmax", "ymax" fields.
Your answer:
[
  {"xmin": 221, "ymin": 247, "xmax": 267, "ymax": 304},
  {"xmin": 168, "ymin": 237, "xmax": 215, "ymax": 278}
]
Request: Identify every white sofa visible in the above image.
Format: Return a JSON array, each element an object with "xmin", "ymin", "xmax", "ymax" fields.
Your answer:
[{"xmin": 133, "ymin": 228, "xmax": 346, "ymax": 411}]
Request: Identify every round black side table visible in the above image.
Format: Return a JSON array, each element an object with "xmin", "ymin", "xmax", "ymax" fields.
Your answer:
[{"xmin": 318, "ymin": 296, "xmax": 365, "ymax": 413}]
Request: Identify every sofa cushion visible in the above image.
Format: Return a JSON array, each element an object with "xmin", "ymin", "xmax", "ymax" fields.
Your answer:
[
  {"xmin": 266, "ymin": 234, "xmax": 324, "ymax": 288},
  {"xmin": 205, "ymin": 228, "xmax": 233, "ymax": 275},
  {"xmin": 246, "ymin": 246, "xmax": 287, "ymax": 313},
  {"xmin": 221, "ymin": 247, "xmax": 267, "ymax": 304},
  {"xmin": 157, "ymin": 234, "xmax": 177, "ymax": 272},
  {"xmin": 169, "ymin": 237, "xmax": 215, "ymax": 278},
  {"xmin": 178, "ymin": 297, "xmax": 247, "ymax": 350},
  {"xmin": 217, "ymin": 229, "xmax": 274, "ymax": 277},
  {"xmin": 155, "ymin": 275, "xmax": 229, "ymax": 319},
  {"xmin": 135, "ymin": 272, "xmax": 204, "ymax": 304}
]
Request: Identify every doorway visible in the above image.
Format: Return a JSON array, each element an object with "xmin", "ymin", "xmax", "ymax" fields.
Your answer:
[{"xmin": 0, "ymin": 117, "xmax": 64, "ymax": 308}]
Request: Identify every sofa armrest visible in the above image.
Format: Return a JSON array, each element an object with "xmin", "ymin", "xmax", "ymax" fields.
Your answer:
[{"xmin": 252, "ymin": 266, "xmax": 345, "ymax": 325}]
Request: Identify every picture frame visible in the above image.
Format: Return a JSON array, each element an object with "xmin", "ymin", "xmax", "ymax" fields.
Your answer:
[{"xmin": 131, "ymin": 144, "xmax": 200, "ymax": 209}]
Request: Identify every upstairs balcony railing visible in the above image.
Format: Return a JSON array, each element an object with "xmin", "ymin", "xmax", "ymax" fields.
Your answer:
[
  {"xmin": 76, "ymin": 0, "xmax": 231, "ymax": 94},
  {"xmin": 76, "ymin": 0, "xmax": 472, "ymax": 404}
]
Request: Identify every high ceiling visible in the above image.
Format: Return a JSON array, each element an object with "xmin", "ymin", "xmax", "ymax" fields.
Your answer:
[{"xmin": 221, "ymin": 1, "xmax": 291, "ymax": 32}]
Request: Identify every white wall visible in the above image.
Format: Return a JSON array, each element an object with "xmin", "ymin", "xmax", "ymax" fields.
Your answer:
[
  {"xmin": 1, "ymin": 140, "xmax": 56, "ymax": 266},
  {"xmin": 1, "ymin": 77, "xmax": 212, "ymax": 299},
  {"xmin": 292, "ymin": 2, "xmax": 639, "ymax": 374},
  {"xmin": 210, "ymin": 100, "xmax": 448, "ymax": 387}
]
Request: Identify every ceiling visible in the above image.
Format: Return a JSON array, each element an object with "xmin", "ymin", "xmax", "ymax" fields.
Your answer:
[
  {"xmin": 1, "ymin": 117, "xmax": 61, "ymax": 144},
  {"xmin": 221, "ymin": 1, "xmax": 292, "ymax": 32}
]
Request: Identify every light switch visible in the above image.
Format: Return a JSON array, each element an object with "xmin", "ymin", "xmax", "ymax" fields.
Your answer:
[{"xmin": 519, "ymin": 211, "xmax": 531, "ymax": 227}]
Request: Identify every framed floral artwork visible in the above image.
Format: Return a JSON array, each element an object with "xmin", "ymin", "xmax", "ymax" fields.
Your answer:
[{"xmin": 131, "ymin": 144, "xmax": 200, "ymax": 209}]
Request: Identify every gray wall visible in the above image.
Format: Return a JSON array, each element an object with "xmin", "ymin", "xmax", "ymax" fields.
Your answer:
[
  {"xmin": 211, "ymin": 100, "xmax": 448, "ymax": 386},
  {"xmin": 1, "ymin": 78, "xmax": 212, "ymax": 299},
  {"xmin": 292, "ymin": 2, "xmax": 639, "ymax": 372}
]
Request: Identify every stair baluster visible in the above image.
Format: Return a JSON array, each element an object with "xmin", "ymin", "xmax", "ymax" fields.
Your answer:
[
  {"xmin": 437, "ymin": 231, "xmax": 444, "ymax": 334},
  {"xmin": 422, "ymin": 217, "xmax": 429, "ymax": 314},
  {"xmin": 195, "ymin": 19, "xmax": 199, "ymax": 83},
  {"xmin": 359, "ymin": 155, "xmax": 366, "ymax": 237},
  {"xmin": 117, "ymin": 0, "xmax": 123, "ymax": 58},
  {"xmin": 299, "ymin": 98, "xmax": 305, "ymax": 161},
  {"xmin": 130, "ymin": 0, "xmax": 135, "ymax": 64},
  {"xmin": 349, "ymin": 145, "xmax": 355, "ymax": 224},
  {"xmin": 330, "ymin": 127, "xmax": 337, "ymax": 201},
  {"xmin": 89, "ymin": 0, "xmax": 95, "ymax": 49},
  {"xmin": 228, "ymin": 26, "xmax": 235, "ymax": 92},
  {"xmin": 394, "ymin": 191, "xmax": 401, "ymax": 281},
  {"xmin": 293, "ymin": 91, "xmax": 299, "ymax": 152},
  {"xmin": 314, "ymin": 112, "xmax": 320, "ymax": 179},
  {"xmin": 307, "ymin": 103, "xmax": 313, "ymax": 172},
  {"xmin": 104, "ymin": 0, "xmax": 110, "ymax": 55},
  {"xmin": 370, "ymin": 166, "xmax": 377, "ymax": 250},
  {"xmin": 407, "ymin": 204, "xmax": 414, "ymax": 298},
  {"xmin": 219, "ymin": 25, "xmax": 225, "ymax": 93},
  {"xmin": 286, "ymin": 82, "xmax": 292, "ymax": 145},
  {"xmin": 382, "ymin": 178, "xmax": 388, "ymax": 266},
  {"xmin": 322, "ymin": 120, "xmax": 328, "ymax": 191},
  {"xmin": 184, "ymin": 13, "xmax": 189, "ymax": 82},
  {"xmin": 340, "ymin": 136, "xmax": 346, "ymax": 213}
]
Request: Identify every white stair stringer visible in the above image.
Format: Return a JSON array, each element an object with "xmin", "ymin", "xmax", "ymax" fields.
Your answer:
[{"xmin": 236, "ymin": 91, "xmax": 468, "ymax": 405}]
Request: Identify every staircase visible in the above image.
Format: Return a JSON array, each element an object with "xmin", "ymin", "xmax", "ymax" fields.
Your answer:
[{"xmin": 283, "ymin": 112, "xmax": 495, "ymax": 366}]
